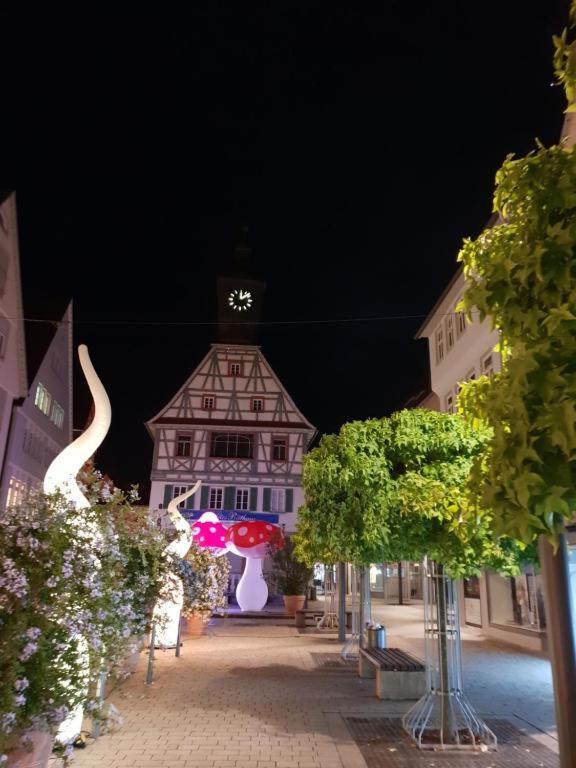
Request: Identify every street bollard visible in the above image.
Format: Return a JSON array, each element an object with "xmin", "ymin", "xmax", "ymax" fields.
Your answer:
[{"xmin": 146, "ymin": 624, "xmax": 156, "ymax": 685}]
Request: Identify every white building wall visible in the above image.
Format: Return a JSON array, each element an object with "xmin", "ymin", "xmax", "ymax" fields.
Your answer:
[{"xmin": 417, "ymin": 268, "xmax": 544, "ymax": 652}]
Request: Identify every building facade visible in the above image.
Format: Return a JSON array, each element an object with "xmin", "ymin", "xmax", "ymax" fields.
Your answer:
[
  {"xmin": 0, "ymin": 303, "xmax": 74, "ymax": 508},
  {"xmin": 0, "ymin": 193, "xmax": 28, "ymax": 474},
  {"xmin": 416, "ymin": 267, "xmax": 546, "ymax": 651},
  {"xmin": 147, "ymin": 342, "xmax": 316, "ymax": 591}
]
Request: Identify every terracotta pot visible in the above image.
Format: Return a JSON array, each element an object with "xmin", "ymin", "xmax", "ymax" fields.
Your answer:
[
  {"xmin": 6, "ymin": 731, "xmax": 54, "ymax": 768},
  {"xmin": 283, "ymin": 595, "xmax": 306, "ymax": 615},
  {"xmin": 183, "ymin": 612, "xmax": 209, "ymax": 636}
]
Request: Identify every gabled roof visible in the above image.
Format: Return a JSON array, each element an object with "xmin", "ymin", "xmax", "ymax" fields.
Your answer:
[{"xmin": 146, "ymin": 343, "xmax": 316, "ymax": 439}]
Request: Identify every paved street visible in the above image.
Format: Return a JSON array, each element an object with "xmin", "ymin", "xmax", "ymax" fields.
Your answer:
[{"xmin": 67, "ymin": 603, "xmax": 557, "ymax": 768}]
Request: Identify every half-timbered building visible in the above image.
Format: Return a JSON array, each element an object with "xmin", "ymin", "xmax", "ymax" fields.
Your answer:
[{"xmin": 147, "ymin": 343, "xmax": 316, "ymax": 537}]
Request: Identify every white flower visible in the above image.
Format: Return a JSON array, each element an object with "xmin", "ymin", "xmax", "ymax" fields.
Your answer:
[
  {"xmin": 26, "ymin": 627, "xmax": 41, "ymax": 640},
  {"xmin": 14, "ymin": 678, "xmax": 29, "ymax": 692}
]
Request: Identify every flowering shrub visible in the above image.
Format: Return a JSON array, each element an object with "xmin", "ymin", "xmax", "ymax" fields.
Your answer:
[
  {"xmin": 177, "ymin": 542, "xmax": 230, "ymax": 617},
  {"xmin": 0, "ymin": 473, "xmax": 173, "ymax": 762}
]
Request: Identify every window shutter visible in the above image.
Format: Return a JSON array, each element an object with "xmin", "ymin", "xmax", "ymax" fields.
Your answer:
[
  {"xmin": 250, "ymin": 487, "xmax": 258, "ymax": 511},
  {"xmin": 224, "ymin": 486, "xmax": 236, "ymax": 510},
  {"xmin": 285, "ymin": 488, "xmax": 294, "ymax": 513},
  {"xmin": 163, "ymin": 484, "xmax": 173, "ymax": 508},
  {"xmin": 200, "ymin": 485, "xmax": 209, "ymax": 509},
  {"xmin": 263, "ymin": 488, "xmax": 271, "ymax": 512}
]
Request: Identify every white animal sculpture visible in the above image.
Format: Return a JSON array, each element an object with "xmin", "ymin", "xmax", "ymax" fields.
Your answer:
[{"xmin": 152, "ymin": 482, "xmax": 200, "ymax": 647}]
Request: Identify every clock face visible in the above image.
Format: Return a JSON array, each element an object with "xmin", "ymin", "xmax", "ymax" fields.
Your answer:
[{"xmin": 228, "ymin": 289, "xmax": 253, "ymax": 312}]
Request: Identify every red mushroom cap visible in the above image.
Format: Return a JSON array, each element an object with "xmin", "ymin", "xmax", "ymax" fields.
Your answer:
[
  {"xmin": 225, "ymin": 521, "xmax": 283, "ymax": 558},
  {"xmin": 190, "ymin": 512, "xmax": 228, "ymax": 549}
]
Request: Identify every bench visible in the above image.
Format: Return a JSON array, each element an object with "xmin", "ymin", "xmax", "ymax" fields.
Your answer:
[
  {"xmin": 295, "ymin": 609, "xmax": 352, "ymax": 629},
  {"xmin": 359, "ymin": 647, "xmax": 426, "ymax": 700}
]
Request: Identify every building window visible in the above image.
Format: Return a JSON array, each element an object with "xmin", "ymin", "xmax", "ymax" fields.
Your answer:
[
  {"xmin": 455, "ymin": 302, "xmax": 467, "ymax": 338},
  {"xmin": 487, "ymin": 568, "xmax": 544, "ymax": 631},
  {"xmin": 34, "ymin": 383, "xmax": 52, "ymax": 416},
  {"xmin": 6, "ymin": 477, "xmax": 26, "ymax": 507},
  {"xmin": 235, "ymin": 488, "xmax": 249, "ymax": 511},
  {"xmin": 203, "ymin": 395, "xmax": 215, "ymax": 410},
  {"xmin": 176, "ymin": 434, "xmax": 191, "ymax": 457},
  {"xmin": 435, "ymin": 327, "xmax": 444, "ymax": 364},
  {"xmin": 0, "ymin": 330, "xmax": 6, "ymax": 360},
  {"xmin": 272, "ymin": 438, "xmax": 287, "ymax": 461},
  {"xmin": 482, "ymin": 352, "xmax": 495, "ymax": 376},
  {"xmin": 252, "ymin": 398, "xmax": 264, "ymax": 412},
  {"xmin": 228, "ymin": 362, "xmax": 242, "ymax": 376},
  {"xmin": 270, "ymin": 488, "xmax": 285, "ymax": 513},
  {"xmin": 210, "ymin": 432, "xmax": 253, "ymax": 458},
  {"xmin": 173, "ymin": 485, "xmax": 192, "ymax": 509},
  {"xmin": 466, "ymin": 369, "xmax": 476, "ymax": 382},
  {"xmin": 445, "ymin": 391, "xmax": 455, "ymax": 414},
  {"xmin": 51, "ymin": 402, "xmax": 65, "ymax": 429},
  {"xmin": 209, "ymin": 487, "xmax": 223, "ymax": 510},
  {"xmin": 445, "ymin": 315, "xmax": 455, "ymax": 351}
]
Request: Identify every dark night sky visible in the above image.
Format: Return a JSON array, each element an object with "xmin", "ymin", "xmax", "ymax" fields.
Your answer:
[{"xmin": 1, "ymin": 2, "xmax": 569, "ymax": 498}]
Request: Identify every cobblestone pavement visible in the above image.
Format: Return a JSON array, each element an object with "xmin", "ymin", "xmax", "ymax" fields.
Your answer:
[{"xmin": 67, "ymin": 604, "xmax": 557, "ymax": 768}]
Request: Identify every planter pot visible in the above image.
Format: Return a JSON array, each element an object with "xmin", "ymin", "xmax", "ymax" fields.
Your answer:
[
  {"xmin": 283, "ymin": 595, "xmax": 306, "ymax": 615},
  {"xmin": 7, "ymin": 731, "xmax": 54, "ymax": 768},
  {"xmin": 183, "ymin": 612, "xmax": 209, "ymax": 636}
]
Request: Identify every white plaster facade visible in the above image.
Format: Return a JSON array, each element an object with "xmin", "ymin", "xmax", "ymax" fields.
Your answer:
[
  {"xmin": 416, "ymin": 267, "xmax": 546, "ymax": 652},
  {"xmin": 0, "ymin": 193, "xmax": 27, "ymax": 474}
]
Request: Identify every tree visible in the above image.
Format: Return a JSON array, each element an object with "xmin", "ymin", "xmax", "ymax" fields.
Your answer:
[
  {"xmin": 456, "ymin": 6, "xmax": 576, "ymax": 763},
  {"xmin": 295, "ymin": 409, "xmax": 525, "ymax": 748}
]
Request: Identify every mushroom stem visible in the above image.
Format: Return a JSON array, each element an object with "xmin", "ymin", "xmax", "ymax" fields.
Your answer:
[{"xmin": 236, "ymin": 557, "xmax": 268, "ymax": 612}]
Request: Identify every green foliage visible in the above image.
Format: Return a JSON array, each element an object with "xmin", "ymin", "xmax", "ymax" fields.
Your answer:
[
  {"xmin": 458, "ymin": 141, "xmax": 576, "ymax": 543},
  {"xmin": 269, "ymin": 537, "xmax": 313, "ymax": 596},
  {"xmin": 553, "ymin": 0, "xmax": 576, "ymax": 109},
  {"xmin": 295, "ymin": 409, "xmax": 526, "ymax": 578}
]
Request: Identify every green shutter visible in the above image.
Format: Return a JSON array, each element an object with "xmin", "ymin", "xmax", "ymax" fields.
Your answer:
[
  {"xmin": 250, "ymin": 487, "xmax": 258, "ymax": 511},
  {"xmin": 285, "ymin": 488, "xmax": 294, "ymax": 513},
  {"xmin": 224, "ymin": 486, "xmax": 236, "ymax": 510},
  {"xmin": 263, "ymin": 487, "xmax": 271, "ymax": 512},
  {"xmin": 163, "ymin": 484, "xmax": 173, "ymax": 508},
  {"xmin": 200, "ymin": 485, "xmax": 209, "ymax": 509}
]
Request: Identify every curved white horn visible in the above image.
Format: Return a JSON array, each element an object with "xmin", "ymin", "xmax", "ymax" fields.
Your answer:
[
  {"xmin": 44, "ymin": 345, "xmax": 112, "ymax": 510},
  {"xmin": 165, "ymin": 481, "xmax": 201, "ymax": 559}
]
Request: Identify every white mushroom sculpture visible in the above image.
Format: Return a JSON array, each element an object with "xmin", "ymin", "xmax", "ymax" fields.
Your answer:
[
  {"xmin": 152, "ymin": 482, "xmax": 200, "ymax": 647},
  {"xmin": 43, "ymin": 345, "xmax": 112, "ymax": 746},
  {"xmin": 225, "ymin": 521, "xmax": 284, "ymax": 611}
]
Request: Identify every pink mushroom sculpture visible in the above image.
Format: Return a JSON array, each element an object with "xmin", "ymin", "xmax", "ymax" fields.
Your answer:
[
  {"xmin": 190, "ymin": 511, "xmax": 228, "ymax": 557},
  {"xmin": 225, "ymin": 521, "xmax": 284, "ymax": 611}
]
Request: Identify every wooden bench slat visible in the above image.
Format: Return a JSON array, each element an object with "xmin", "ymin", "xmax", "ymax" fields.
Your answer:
[{"xmin": 360, "ymin": 647, "xmax": 424, "ymax": 672}]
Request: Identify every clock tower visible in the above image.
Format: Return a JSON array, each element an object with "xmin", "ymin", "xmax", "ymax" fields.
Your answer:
[{"xmin": 217, "ymin": 227, "xmax": 266, "ymax": 344}]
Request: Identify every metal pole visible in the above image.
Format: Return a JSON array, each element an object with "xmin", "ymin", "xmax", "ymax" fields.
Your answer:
[
  {"xmin": 359, "ymin": 566, "xmax": 366, "ymax": 648},
  {"xmin": 539, "ymin": 533, "xmax": 576, "ymax": 768},
  {"xmin": 92, "ymin": 670, "xmax": 107, "ymax": 739},
  {"xmin": 338, "ymin": 562, "xmax": 347, "ymax": 642},
  {"xmin": 175, "ymin": 612, "xmax": 182, "ymax": 658},
  {"xmin": 146, "ymin": 624, "xmax": 156, "ymax": 685},
  {"xmin": 398, "ymin": 561, "xmax": 403, "ymax": 605}
]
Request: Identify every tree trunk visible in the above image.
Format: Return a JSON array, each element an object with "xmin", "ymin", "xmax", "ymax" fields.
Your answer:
[
  {"xmin": 435, "ymin": 563, "xmax": 456, "ymax": 742},
  {"xmin": 338, "ymin": 562, "xmax": 347, "ymax": 642},
  {"xmin": 538, "ymin": 533, "xmax": 576, "ymax": 768}
]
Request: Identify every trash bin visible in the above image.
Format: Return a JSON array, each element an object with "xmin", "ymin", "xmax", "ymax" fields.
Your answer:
[
  {"xmin": 308, "ymin": 585, "xmax": 317, "ymax": 601},
  {"xmin": 366, "ymin": 624, "xmax": 386, "ymax": 649}
]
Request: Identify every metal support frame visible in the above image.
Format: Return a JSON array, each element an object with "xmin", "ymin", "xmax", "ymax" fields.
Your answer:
[
  {"xmin": 341, "ymin": 566, "xmax": 360, "ymax": 660},
  {"xmin": 146, "ymin": 624, "xmax": 156, "ymax": 685},
  {"xmin": 338, "ymin": 562, "xmax": 347, "ymax": 642},
  {"xmin": 403, "ymin": 559, "xmax": 497, "ymax": 751},
  {"xmin": 317, "ymin": 564, "xmax": 338, "ymax": 629}
]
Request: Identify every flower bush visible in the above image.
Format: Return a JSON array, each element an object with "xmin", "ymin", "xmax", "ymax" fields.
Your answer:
[
  {"xmin": 0, "ymin": 471, "xmax": 173, "ymax": 763},
  {"xmin": 177, "ymin": 542, "xmax": 230, "ymax": 617}
]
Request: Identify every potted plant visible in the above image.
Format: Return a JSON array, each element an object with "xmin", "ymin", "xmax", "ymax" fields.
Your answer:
[
  {"xmin": 177, "ymin": 543, "xmax": 230, "ymax": 635},
  {"xmin": 269, "ymin": 536, "xmax": 313, "ymax": 615}
]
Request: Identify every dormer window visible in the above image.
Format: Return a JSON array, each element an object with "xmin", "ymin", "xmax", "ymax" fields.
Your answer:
[
  {"xmin": 252, "ymin": 398, "xmax": 264, "ymax": 412},
  {"xmin": 229, "ymin": 362, "xmax": 242, "ymax": 376},
  {"xmin": 203, "ymin": 395, "xmax": 215, "ymax": 410}
]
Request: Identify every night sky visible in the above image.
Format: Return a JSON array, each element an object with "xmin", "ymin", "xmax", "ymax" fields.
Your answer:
[{"xmin": 2, "ymin": 2, "xmax": 569, "ymax": 498}]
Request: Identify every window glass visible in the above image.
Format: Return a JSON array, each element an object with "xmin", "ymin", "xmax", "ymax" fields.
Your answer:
[
  {"xmin": 252, "ymin": 398, "xmax": 264, "ymax": 412},
  {"xmin": 270, "ymin": 488, "xmax": 285, "ymax": 513},
  {"xmin": 487, "ymin": 568, "xmax": 543, "ymax": 630},
  {"xmin": 235, "ymin": 488, "xmax": 249, "ymax": 510},
  {"xmin": 211, "ymin": 433, "xmax": 253, "ymax": 458},
  {"xmin": 176, "ymin": 435, "xmax": 191, "ymax": 456},
  {"xmin": 272, "ymin": 438, "xmax": 287, "ymax": 461},
  {"xmin": 435, "ymin": 327, "xmax": 444, "ymax": 364},
  {"xmin": 209, "ymin": 487, "xmax": 223, "ymax": 509}
]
